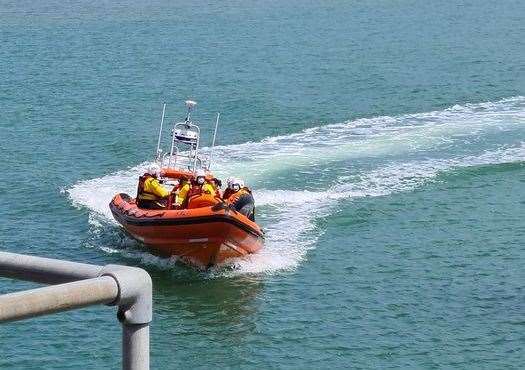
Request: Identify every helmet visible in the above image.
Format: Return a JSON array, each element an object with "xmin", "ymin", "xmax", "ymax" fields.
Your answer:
[
  {"xmin": 195, "ymin": 169, "xmax": 206, "ymax": 185},
  {"xmin": 146, "ymin": 164, "xmax": 160, "ymax": 177},
  {"xmin": 195, "ymin": 169, "xmax": 206, "ymax": 178},
  {"xmin": 234, "ymin": 178, "xmax": 245, "ymax": 188},
  {"xmin": 226, "ymin": 177, "xmax": 235, "ymax": 189},
  {"xmin": 231, "ymin": 178, "xmax": 244, "ymax": 192}
]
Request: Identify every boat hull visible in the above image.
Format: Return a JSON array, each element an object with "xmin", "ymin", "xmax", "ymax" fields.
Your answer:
[{"xmin": 109, "ymin": 194, "xmax": 264, "ymax": 269}]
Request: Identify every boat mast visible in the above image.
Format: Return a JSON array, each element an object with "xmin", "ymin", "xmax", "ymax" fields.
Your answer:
[
  {"xmin": 207, "ymin": 112, "xmax": 220, "ymax": 170},
  {"xmin": 155, "ymin": 102, "xmax": 166, "ymax": 161},
  {"xmin": 184, "ymin": 101, "xmax": 200, "ymax": 173}
]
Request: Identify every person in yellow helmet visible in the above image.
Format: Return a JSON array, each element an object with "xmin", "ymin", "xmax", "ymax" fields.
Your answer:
[{"xmin": 136, "ymin": 165, "xmax": 170, "ymax": 209}]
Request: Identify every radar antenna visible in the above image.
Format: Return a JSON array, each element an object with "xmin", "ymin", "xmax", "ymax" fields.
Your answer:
[{"xmin": 185, "ymin": 100, "xmax": 197, "ymax": 123}]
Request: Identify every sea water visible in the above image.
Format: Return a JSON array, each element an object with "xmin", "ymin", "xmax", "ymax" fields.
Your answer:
[{"xmin": 1, "ymin": 0, "xmax": 524, "ymax": 368}]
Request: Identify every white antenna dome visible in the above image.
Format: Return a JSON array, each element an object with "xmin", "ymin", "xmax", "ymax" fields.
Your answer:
[{"xmin": 185, "ymin": 100, "xmax": 197, "ymax": 110}]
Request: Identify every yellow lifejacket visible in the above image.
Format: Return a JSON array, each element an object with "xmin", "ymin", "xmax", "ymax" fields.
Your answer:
[
  {"xmin": 201, "ymin": 182, "xmax": 215, "ymax": 195},
  {"xmin": 175, "ymin": 181, "xmax": 191, "ymax": 206},
  {"xmin": 137, "ymin": 176, "xmax": 169, "ymax": 201}
]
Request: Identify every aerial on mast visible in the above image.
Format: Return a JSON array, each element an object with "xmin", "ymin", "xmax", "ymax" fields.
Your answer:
[{"xmin": 184, "ymin": 100, "xmax": 197, "ymax": 123}]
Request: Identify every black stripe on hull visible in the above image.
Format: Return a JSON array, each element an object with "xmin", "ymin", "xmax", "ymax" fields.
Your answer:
[{"xmin": 110, "ymin": 202, "xmax": 264, "ymax": 238}]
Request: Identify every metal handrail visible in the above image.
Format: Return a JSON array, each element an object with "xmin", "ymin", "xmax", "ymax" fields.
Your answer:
[
  {"xmin": 0, "ymin": 276, "xmax": 118, "ymax": 322},
  {"xmin": 0, "ymin": 251, "xmax": 152, "ymax": 370}
]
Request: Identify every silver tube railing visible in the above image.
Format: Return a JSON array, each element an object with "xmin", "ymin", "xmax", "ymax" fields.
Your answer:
[
  {"xmin": 0, "ymin": 276, "xmax": 118, "ymax": 321},
  {"xmin": 0, "ymin": 251, "xmax": 152, "ymax": 370}
]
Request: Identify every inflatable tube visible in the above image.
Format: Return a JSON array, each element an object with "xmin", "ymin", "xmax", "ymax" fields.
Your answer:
[
  {"xmin": 187, "ymin": 193, "xmax": 220, "ymax": 209},
  {"xmin": 109, "ymin": 192, "xmax": 264, "ymax": 269}
]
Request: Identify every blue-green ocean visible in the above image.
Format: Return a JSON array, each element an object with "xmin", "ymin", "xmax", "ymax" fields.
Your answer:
[{"xmin": 1, "ymin": 0, "xmax": 524, "ymax": 368}]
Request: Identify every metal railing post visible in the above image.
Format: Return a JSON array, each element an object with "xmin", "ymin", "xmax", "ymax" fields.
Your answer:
[
  {"xmin": 0, "ymin": 252, "xmax": 153, "ymax": 370},
  {"xmin": 123, "ymin": 323, "xmax": 150, "ymax": 370},
  {"xmin": 101, "ymin": 265, "xmax": 152, "ymax": 370}
]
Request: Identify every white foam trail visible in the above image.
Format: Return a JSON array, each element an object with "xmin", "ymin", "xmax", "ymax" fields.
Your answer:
[
  {"xmin": 66, "ymin": 97, "xmax": 525, "ymax": 275},
  {"xmin": 68, "ymin": 164, "xmax": 150, "ymax": 220},
  {"xmin": 252, "ymin": 142, "xmax": 525, "ymax": 207},
  {"xmin": 218, "ymin": 142, "xmax": 525, "ymax": 276},
  {"xmin": 205, "ymin": 96, "xmax": 525, "ymax": 180}
]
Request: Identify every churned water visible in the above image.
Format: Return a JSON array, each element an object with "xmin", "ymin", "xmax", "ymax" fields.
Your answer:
[{"xmin": 1, "ymin": 1, "xmax": 524, "ymax": 368}]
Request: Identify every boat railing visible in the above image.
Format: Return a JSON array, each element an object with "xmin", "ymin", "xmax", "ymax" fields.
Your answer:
[
  {"xmin": 154, "ymin": 100, "xmax": 220, "ymax": 174},
  {"xmin": 164, "ymin": 153, "xmax": 205, "ymax": 173},
  {"xmin": 168, "ymin": 121, "xmax": 201, "ymax": 172},
  {"xmin": 0, "ymin": 251, "xmax": 152, "ymax": 370}
]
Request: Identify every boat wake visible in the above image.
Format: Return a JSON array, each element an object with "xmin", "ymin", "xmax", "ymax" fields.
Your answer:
[{"xmin": 67, "ymin": 96, "xmax": 525, "ymax": 275}]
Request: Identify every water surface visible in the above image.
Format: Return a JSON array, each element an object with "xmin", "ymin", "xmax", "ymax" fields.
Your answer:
[{"xmin": 1, "ymin": 0, "xmax": 524, "ymax": 368}]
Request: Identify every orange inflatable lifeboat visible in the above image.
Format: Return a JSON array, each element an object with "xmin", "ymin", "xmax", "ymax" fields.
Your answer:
[
  {"xmin": 109, "ymin": 100, "xmax": 264, "ymax": 269},
  {"xmin": 109, "ymin": 191, "xmax": 264, "ymax": 269}
]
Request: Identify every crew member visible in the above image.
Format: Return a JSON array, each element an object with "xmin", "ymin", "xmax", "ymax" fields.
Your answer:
[
  {"xmin": 225, "ymin": 178, "xmax": 255, "ymax": 221},
  {"xmin": 210, "ymin": 178, "xmax": 222, "ymax": 198},
  {"xmin": 136, "ymin": 165, "xmax": 170, "ymax": 209},
  {"xmin": 222, "ymin": 177, "xmax": 236, "ymax": 200},
  {"xmin": 193, "ymin": 169, "xmax": 215, "ymax": 196},
  {"xmin": 224, "ymin": 178, "xmax": 251, "ymax": 202},
  {"xmin": 173, "ymin": 178, "xmax": 191, "ymax": 208}
]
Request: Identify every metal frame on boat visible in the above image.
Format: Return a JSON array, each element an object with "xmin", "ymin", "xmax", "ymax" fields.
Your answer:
[{"xmin": 155, "ymin": 100, "xmax": 220, "ymax": 174}]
